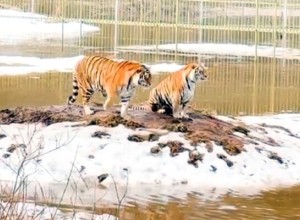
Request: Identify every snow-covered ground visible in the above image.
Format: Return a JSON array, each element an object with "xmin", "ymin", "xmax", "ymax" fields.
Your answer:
[
  {"xmin": 0, "ymin": 113, "xmax": 300, "ymax": 204},
  {"xmin": 0, "ymin": 55, "xmax": 185, "ymax": 75},
  {"xmin": 0, "ymin": 9, "xmax": 99, "ymax": 44},
  {"xmin": 120, "ymin": 43, "xmax": 300, "ymax": 60}
]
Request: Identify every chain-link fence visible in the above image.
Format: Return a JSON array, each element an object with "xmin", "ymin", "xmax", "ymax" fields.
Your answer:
[{"xmin": 0, "ymin": 0, "xmax": 300, "ymax": 115}]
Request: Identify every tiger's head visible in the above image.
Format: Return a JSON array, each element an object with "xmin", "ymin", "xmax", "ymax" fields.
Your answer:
[
  {"xmin": 132, "ymin": 64, "xmax": 152, "ymax": 88},
  {"xmin": 186, "ymin": 62, "xmax": 208, "ymax": 83}
]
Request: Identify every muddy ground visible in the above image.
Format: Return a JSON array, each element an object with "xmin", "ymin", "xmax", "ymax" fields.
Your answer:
[{"xmin": 0, "ymin": 104, "xmax": 284, "ymax": 166}]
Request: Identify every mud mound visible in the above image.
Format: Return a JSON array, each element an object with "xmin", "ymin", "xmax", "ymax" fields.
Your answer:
[
  {"xmin": 87, "ymin": 114, "xmax": 144, "ymax": 129},
  {"xmin": 0, "ymin": 104, "xmax": 249, "ymax": 156},
  {"xmin": 0, "ymin": 107, "xmax": 81, "ymax": 125}
]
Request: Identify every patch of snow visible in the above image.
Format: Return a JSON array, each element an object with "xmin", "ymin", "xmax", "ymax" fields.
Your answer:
[
  {"xmin": 0, "ymin": 9, "xmax": 99, "ymax": 45},
  {"xmin": 120, "ymin": 43, "xmax": 300, "ymax": 60},
  {"xmin": 0, "ymin": 113, "xmax": 300, "ymax": 203},
  {"xmin": 0, "ymin": 55, "xmax": 184, "ymax": 75}
]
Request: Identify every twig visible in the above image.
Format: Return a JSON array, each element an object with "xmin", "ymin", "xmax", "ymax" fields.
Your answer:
[
  {"xmin": 51, "ymin": 144, "xmax": 80, "ymax": 218},
  {"xmin": 111, "ymin": 170, "xmax": 128, "ymax": 218}
]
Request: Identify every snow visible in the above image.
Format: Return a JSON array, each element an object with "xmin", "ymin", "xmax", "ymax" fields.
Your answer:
[
  {"xmin": 120, "ymin": 43, "xmax": 300, "ymax": 60},
  {"xmin": 0, "ymin": 9, "xmax": 99, "ymax": 44},
  {"xmin": 0, "ymin": 113, "xmax": 300, "ymax": 204},
  {"xmin": 0, "ymin": 55, "xmax": 185, "ymax": 75},
  {"xmin": 0, "ymin": 55, "xmax": 85, "ymax": 75}
]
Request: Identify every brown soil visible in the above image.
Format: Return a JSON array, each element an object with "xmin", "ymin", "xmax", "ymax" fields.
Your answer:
[
  {"xmin": 0, "ymin": 104, "xmax": 246, "ymax": 147},
  {"xmin": 0, "ymin": 104, "xmax": 279, "ymax": 161}
]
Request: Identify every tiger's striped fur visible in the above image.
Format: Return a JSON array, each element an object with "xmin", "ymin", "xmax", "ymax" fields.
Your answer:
[
  {"xmin": 130, "ymin": 62, "xmax": 208, "ymax": 119},
  {"xmin": 67, "ymin": 55, "xmax": 152, "ymax": 118}
]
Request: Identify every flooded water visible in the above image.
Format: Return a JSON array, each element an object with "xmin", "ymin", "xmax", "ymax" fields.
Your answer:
[
  {"xmin": 32, "ymin": 183, "xmax": 300, "ymax": 219},
  {"xmin": 114, "ymin": 185, "xmax": 300, "ymax": 219},
  {"xmin": 1, "ymin": 59, "xmax": 300, "ymax": 116}
]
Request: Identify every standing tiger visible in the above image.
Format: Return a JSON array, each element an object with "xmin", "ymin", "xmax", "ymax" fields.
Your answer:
[
  {"xmin": 67, "ymin": 55, "xmax": 152, "ymax": 118},
  {"xmin": 131, "ymin": 62, "xmax": 208, "ymax": 119}
]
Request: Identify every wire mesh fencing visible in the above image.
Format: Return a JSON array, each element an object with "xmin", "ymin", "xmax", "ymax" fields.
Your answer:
[{"xmin": 0, "ymin": 0, "xmax": 300, "ymax": 115}]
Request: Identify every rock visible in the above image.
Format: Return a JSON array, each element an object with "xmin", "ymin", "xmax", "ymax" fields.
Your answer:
[
  {"xmin": 128, "ymin": 133, "xmax": 160, "ymax": 142},
  {"xmin": 88, "ymin": 155, "xmax": 95, "ymax": 159},
  {"xmin": 7, "ymin": 144, "xmax": 17, "ymax": 153},
  {"xmin": 268, "ymin": 152, "xmax": 284, "ymax": 164},
  {"xmin": 205, "ymin": 141, "xmax": 213, "ymax": 152},
  {"xmin": 97, "ymin": 173, "xmax": 109, "ymax": 184},
  {"xmin": 150, "ymin": 146, "xmax": 162, "ymax": 154},
  {"xmin": 187, "ymin": 149, "xmax": 204, "ymax": 168},
  {"xmin": 2, "ymin": 153, "xmax": 10, "ymax": 158},
  {"xmin": 217, "ymin": 153, "xmax": 234, "ymax": 167},
  {"xmin": 91, "ymin": 131, "xmax": 110, "ymax": 138},
  {"xmin": 233, "ymin": 126, "xmax": 250, "ymax": 136}
]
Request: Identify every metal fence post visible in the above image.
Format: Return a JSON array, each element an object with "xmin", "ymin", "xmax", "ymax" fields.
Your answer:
[
  {"xmin": 198, "ymin": 0, "xmax": 203, "ymax": 63},
  {"xmin": 79, "ymin": 0, "xmax": 83, "ymax": 54},
  {"xmin": 252, "ymin": 0, "xmax": 259, "ymax": 115},
  {"xmin": 114, "ymin": 0, "xmax": 119, "ymax": 57},
  {"xmin": 282, "ymin": 0, "xmax": 287, "ymax": 69},
  {"xmin": 270, "ymin": 0, "xmax": 278, "ymax": 114},
  {"xmin": 155, "ymin": 0, "xmax": 161, "ymax": 62},
  {"xmin": 61, "ymin": 0, "xmax": 64, "ymax": 52},
  {"xmin": 175, "ymin": 0, "xmax": 179, "ymax": 61},
  {"xmin": 31, "ymin": 0, "xmax": 35, "ymax": 13}
]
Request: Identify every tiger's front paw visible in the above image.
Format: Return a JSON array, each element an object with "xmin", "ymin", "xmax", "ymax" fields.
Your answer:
[
  {"xmin": 83, "ymin": 106, "xmax": 94, "ymax": 115},
  {"xmin": 157, "ymin": 109, "xmax": 166, "ymax": 114},
  {"xmin": 173, "ymin": 112, "xmax": 181, "ymax": 119},
  {"xmin": 121, "ymin": 114, "xmax": 131, "ymax": 121},
  {"xmin": 181, "ymin": 113, "xmax": 190, "ymax": 119},
  {"xmin": 120, "ymin": 109, "xmax": 130, "ymax": 119}
]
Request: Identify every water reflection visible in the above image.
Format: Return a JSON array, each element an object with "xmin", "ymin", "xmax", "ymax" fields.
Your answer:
[
  {"xmin": 1, "ymin": 60, "xmax": 300, "ymax": 116},
  {"xmin": 117, "ymin": 185, "xmax": 300, "ymax": 219},
  {"xmin": 38, "ymin": 184, "xmax": 300, "ymax": 219}
]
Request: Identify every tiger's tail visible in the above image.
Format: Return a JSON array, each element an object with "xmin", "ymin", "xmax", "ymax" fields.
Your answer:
[{"xmin": 67, "ymin": 74, "xmax": 79, "ymax": 105}]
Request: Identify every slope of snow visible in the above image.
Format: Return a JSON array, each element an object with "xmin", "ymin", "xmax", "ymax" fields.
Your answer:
[{"xmin": 0, "ymin": 113, "xmax": 300, "ymax": 202}]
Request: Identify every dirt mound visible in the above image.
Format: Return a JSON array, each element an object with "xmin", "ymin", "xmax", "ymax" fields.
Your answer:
[
  {"xmin": 0, "ymin": 107, "xmax": 81, "ymax": 125},
  {"xmin": 0, "ymin": 104, "xmax": 287, "ymax": 166},
  {"xmin": 0, "ymin": 104, "xmax": 249, "ymax": 155}
]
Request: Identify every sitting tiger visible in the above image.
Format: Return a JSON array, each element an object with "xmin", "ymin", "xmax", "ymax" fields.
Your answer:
[
  {"xmin": 67, "ymin": 55, "xmax": 152, "ymax": 118},
  {"xmin": 131, "ymin": 62, "xmax": 208, "ymax": 119}
]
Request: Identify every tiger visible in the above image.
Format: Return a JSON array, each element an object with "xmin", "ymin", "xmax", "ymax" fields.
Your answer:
[
  {"xmin": 130, "ymin": 62, "xmax": 208, "ymax": 119},
  {"xmin": 67, "ymin": 55, "xmax": 152, "ymax": 118}
]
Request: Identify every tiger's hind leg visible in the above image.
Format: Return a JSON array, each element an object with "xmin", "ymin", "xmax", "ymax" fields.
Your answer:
[
  {"xmin": 120, "ymin": 95, "xmax": 131, "ymax": 119},
  {"xmin": 172, "ymin": 97, "xmax": 181, "ymax": 119},
  {"xmin": 80, "ymin": 87, "xmax": 94, "ymax": 115},
  {"xmin": 180, "ymin": 105, "xmax": 190, "ymax": 119}
]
